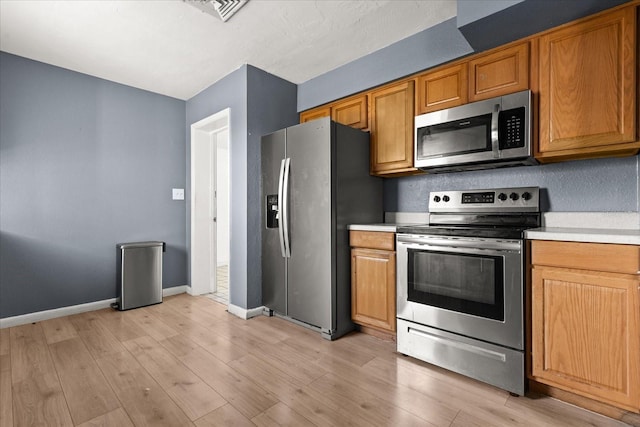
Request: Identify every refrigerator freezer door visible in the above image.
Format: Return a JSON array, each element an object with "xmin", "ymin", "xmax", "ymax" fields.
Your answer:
[
  {"xmin": 285, "ymin": 120, "xmax": 333, "ymax": 331},
  {"xmin": 261, "ymin": 129, "xmax": 287, "ymax": 315}
]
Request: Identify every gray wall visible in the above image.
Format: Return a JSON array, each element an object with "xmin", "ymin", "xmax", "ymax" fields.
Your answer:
[
  {"xmin": 185, "ymin": 65, "xmax": 248, "ymax": 309},
  {"xmin": 0, "ymin": 52, "xmax": 187, "ymax": 318},
  {"xmin": 185, "ymin": 65, "xmax": 297, "ymax": 310},
  {"xmin": 298, "ymin": 18, "xmax": 473, "ymax": 112},
  {"xmin": 246, "ymin": 66, "xmax": 298, "ymax": 308},
  {"xmin": 457, "ymin": 0, "xmax": 632, "ymax": 52}
]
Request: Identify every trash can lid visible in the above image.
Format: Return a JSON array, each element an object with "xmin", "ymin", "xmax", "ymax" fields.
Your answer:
[{"xmin": 117, "ymin": 241, "xmax": 165, "ymax": 249}]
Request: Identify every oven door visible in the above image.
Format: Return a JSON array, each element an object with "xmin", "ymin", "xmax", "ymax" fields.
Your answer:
[{"xmin": 396, "ymin": 234, "xmax": 524, "ymax": 350}]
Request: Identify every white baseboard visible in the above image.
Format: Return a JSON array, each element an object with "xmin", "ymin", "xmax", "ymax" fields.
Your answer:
[
  {"xmin": 164, "ymin": 285, "xmax": 188, "ymax": 297},
  {"xmin": 227, "ymin": 303, "xmax": 264, "ymax": 320},
  {"xmin": 0, "ymin": 285, "xmax": 188, "ymax": 329}
]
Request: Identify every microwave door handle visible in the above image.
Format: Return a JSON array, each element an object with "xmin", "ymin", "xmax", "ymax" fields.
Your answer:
[{"xmin": 491, "ymin": 104, "xmax": 500, "ymax": 158}]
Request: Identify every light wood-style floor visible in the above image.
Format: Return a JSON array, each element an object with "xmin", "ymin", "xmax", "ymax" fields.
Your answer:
[{"xmin": 0, "ymin": 293, "xmax": 633, "ymax": 427}]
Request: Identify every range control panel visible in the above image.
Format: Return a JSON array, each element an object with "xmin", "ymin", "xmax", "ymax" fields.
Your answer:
[{"xmin": 429, "ymin": 187, "xmax": 540, "ymax": 213}]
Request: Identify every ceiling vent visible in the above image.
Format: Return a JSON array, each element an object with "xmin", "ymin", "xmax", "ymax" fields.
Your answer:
[{"xmin": 184, "ymin": 0, "xmax": 249, "ymax": 22}]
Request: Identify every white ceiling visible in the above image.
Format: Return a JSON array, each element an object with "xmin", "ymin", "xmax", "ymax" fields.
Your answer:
[{"xmin": 0, "ymin": 0, "xmax": 457, "ymax": 100}]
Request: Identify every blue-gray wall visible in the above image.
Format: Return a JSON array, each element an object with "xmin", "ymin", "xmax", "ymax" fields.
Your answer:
[
  {"xmin": 186, "ymin": 65, "xmax": 248, "ymax": 309},
  {"xmin": 457, "ymin": 0, "xmax": 632, "ymax": 52},
  {"xmin": 384, "ymin": 157, "xmax": 639, "ymax": 213},
  {"xmin": 185, "ymin": 65, "xmax": 297, "ymax": 310},
  {"xmin": 0, "ymin": 52, "xmax": 187, "ymax": 318},
  {"xmin": 298, "ymin": 18, "xmax": 473, "ymax": 112},
  {"xmin": 246, "ymin": 66, "xmax": 298, "ymax": 307}
]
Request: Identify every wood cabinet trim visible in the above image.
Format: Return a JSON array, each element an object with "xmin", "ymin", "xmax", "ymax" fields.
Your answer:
[
  {"xmin": 350, "ymin": 231, "xmax": 395, "ymax": 251},
  {"xmin": 531, "ymin": 240, "xmax": 640, "ymax": 274},
  {"xmin": 299, "ymin": 106, "xmax": 330, "ymax": 123}
]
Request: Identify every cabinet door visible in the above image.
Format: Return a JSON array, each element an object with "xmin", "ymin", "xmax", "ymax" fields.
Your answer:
[
  {"xmin": 531, "ymin": 266, "xmax": 640, "ymax": 411},
  {"xmin": 332, "ymin": 94, "xmax": 368, "ymax": 129},
  {"xmin": 351, "ymin": 248, "xmax": 396, "ymax": 332},
  {"xmin": 300, "ymin": 106, "xmax": 330, "ymax": 123},
  {"xmin": 416, "ymin": 63, "xmax": 468, "ymax": 114},
  {"xmin": 469, "ymin": 42, "xmax": 529, "ymax": 102},
  {"xmin": 370, "ymin": 80, "xmax": 416, "ymax": 175},
  {"xmin": 538, "ymin": 7, "xmax": 638, "ymax": 159}
]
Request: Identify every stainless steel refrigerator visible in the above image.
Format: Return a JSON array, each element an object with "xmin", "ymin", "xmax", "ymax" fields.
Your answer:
[{"xmin": 261, "ymin": 118, "xmax": 382, "ymax": 340}]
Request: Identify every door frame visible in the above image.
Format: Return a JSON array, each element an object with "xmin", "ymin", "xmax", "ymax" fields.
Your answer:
[{"xmin": 190, "ymin": 108, "xmax": 230, "ymax": 296}]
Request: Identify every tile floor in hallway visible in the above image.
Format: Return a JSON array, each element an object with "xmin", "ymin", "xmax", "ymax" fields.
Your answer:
[{"xmin": 207, "ymin": 264, "xmax": 228, "ymax": 305}]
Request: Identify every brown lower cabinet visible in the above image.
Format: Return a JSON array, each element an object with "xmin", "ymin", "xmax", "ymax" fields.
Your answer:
[
  {"xmin": 530, "ymin": 240, "xmax": 640, "ymax": 413},
  {"xmin": 350, "ymin": 231, "xmax": 396, "ymax": 334}
]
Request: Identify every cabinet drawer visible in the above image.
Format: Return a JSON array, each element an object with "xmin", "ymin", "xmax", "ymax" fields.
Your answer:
[
  {"xmin": 531, "ymin": 240, "xmax": 640, "ymax": 274},
  {"xmin": 350, "ymin": 231, "xmax": 395, "ymax": 251}
]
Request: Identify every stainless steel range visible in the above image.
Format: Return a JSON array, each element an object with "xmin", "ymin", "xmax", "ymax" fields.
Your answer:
[{"xmin": 396, "ymin": 187, "xmax": 540, "ymax": 395}]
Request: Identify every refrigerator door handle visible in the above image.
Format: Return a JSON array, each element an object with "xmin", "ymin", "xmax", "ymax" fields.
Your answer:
[
  {"xmin": 282, "ymin": 157, "xmax": 291, "ymax": 258},
  {"xmin": 277, "ymin": 158, "xmax": 287, "ymax": 258}
]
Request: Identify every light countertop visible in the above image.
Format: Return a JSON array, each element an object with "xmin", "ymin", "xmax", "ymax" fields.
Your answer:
[
  {"xmin": 525, "ymin": 227, "xmax": 640, "ymax": 245},
  {"xmin": 348, "ymin": 223, "xmax": 417, "ymax": 233},
  {"xmin": 350, "ymin": 213, "xmax": 640, "ymax": 245}
]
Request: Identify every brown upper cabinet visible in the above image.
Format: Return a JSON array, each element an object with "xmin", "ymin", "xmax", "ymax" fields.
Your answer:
[
  {"xmin": 299, "ymin": 95, "xmax": 368, "ymax": 130},
  {"xmin": 536, "ymin": 6, "xmax": 639, "ymax": 161},
  {"xmin": 469, "ymin": 42, "xmax": 530, "ymax": 102},
  {"xmin": 369, "ymin": 80, "xmax": 416, "ymax": 175},
  {"xmin": 416, "ymin": 63, "xmax": 468, "ymax": 114},
  {"xmin": 332, "ymin": 94, "xmax": 368, "ymax": 129},
  {"xmin": 299, "ymin": 105, "xmax": 330, "ymax": 123}
]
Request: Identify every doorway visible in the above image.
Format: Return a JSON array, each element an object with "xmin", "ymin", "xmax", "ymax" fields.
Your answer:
[{"xmin": 190, "ymin": 109, "xmax": 230, "ymax": 304}]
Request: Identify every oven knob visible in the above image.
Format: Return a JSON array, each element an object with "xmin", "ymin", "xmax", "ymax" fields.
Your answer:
[
  {"xmin": 443, "ymin": 195, "xmax": 450, "ymax": 202},
  {"xmin": 498, "ymin": 193, "xmax": 507, "ymax": 201},
  {"xmin": 522, "ymin": 191, "xmax": 532, "ymax": 201},
  {"xmin": 433, "ymin": 195, "xmax": 441, "ymax": 202},
  {"xmin": 509, "ymin": 192, "xmax": 519, "ymax": 201}
]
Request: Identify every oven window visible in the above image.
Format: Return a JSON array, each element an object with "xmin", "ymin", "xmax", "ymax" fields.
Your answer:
[
  {"xmin": 407, "ymin": 249, "xmax": 504, "ymax": 321},
  {"xmin": 416, "ymin": 113, "xmax": 492, "ymax": 160}
]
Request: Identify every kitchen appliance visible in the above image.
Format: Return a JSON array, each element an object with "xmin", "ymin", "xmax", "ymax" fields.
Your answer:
[
  {"xmin": 261, "ymin": 118, "xmax": 383, "ymax": 340},
  {"xmin": 414, "ymin": 90, "xmax": 535, "ymax": 173},
  {"xmin": 396, "ymin": 187, "xmax": 540, "ymax": 395}
]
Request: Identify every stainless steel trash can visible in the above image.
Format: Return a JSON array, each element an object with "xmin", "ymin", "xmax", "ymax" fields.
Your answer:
[{"xmin": 115, "ymin": 241, "xmax": 165, "ymax": 310}]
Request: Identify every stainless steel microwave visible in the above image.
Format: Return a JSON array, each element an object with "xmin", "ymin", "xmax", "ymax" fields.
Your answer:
[{"xmin": 414, "ymin": 90, "xmax": 535, "ymax": 173}]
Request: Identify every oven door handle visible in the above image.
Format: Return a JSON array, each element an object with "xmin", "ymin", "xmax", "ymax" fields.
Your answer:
[{"xmin": 397, "ymin": 237, "xmax": 521, "ymax": 251}]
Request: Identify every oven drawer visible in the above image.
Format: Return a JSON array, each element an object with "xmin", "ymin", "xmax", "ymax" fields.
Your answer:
[{"xmin": 397, "ymin": 318, "xmax": 525, "ymax": 395}]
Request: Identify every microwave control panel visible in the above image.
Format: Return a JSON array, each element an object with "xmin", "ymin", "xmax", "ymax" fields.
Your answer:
[{"xmin": 498, "ymin": 107, "xmax": 525, "ymax": 149}]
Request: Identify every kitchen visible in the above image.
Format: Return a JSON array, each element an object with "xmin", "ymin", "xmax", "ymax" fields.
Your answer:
[{"xmin": 1, "ymin": 0, "xmax": 640, "ymax": 426}]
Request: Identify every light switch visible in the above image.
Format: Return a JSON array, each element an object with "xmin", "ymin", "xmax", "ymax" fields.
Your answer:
[{"xmin": 172, "ymin": 188, "xmax": 184, "ymax": 200}]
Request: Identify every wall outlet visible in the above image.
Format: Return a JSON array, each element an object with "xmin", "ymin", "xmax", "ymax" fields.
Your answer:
[{"xmin": 172, "ymin": 188, "xmax": 185, "ymax": 200}]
